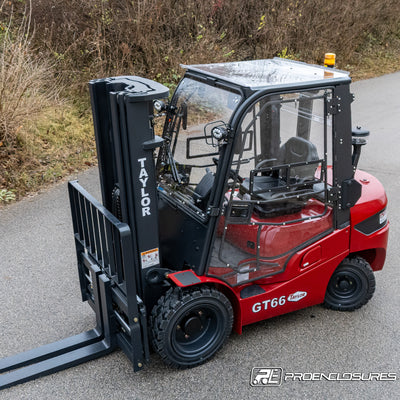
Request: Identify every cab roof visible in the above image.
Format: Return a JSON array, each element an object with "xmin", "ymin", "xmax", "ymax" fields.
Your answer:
[{"xmin": 182, "ymin": 58, "xmax": 351, "ymax": 92}]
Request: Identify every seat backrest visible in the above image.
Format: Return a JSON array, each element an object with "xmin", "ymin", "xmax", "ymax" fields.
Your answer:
[
  {"xmin": 277, "ymin": 136, "xmax": 319, "ymax": 180},
  {"xmin": 193, "ymin": 171, "xmax": 215, "ymax": 209}
]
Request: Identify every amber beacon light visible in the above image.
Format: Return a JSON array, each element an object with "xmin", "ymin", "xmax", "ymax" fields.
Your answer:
[{"xmin": 324, "ymin": 52, "xmax": 336, "ymax": 68}]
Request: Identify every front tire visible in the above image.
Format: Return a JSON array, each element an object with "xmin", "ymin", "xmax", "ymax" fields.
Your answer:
[
  {"xmin": 324, "ymin": 257, "xmax": 376, "ymax": 311},
  {"xmin": 151, "ymin": 286, "xmax": 233, "ymax": 368}
]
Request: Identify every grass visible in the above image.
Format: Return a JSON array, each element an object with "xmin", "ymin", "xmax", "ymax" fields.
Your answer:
[
  {"xmin": 344, "ymin": 31, "xmax": 400, "ymax": 80},
  {"xmin": 2, "ymin": 44, "xmax": 400, "ymax": 206},
  {"xmin": 1, "ymin": 0, "xmax": 400, "ymax": 204},
  {"xmin": 2, "ymin": 45, "xmax": 400, "ymax": 205},
  {"xmin": 0, "ymin": 102, "xmax": 96, "ymax": 201}
]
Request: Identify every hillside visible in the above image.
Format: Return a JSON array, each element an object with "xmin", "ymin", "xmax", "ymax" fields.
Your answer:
[{"xmin": 1, "ymin": 0, "xmax": 400, "ymax": 202}]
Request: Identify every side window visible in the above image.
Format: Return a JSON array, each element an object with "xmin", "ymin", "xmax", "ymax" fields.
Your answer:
[
  {"xmin": 237, "ymin": 91, "xmax": 332, "ymax": 202},
  {"xmin": 208, "ymin": 90, "xmax": 334, "ymax": 286}
]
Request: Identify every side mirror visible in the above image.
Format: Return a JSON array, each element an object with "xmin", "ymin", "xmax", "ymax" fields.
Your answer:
[
  {"xmin": 351, "ymin": 126, "xmax": 369, "ymax": 170},
  {"xmin": 352, "ymin": 126, "xmax": 370, "ymax": 137}
]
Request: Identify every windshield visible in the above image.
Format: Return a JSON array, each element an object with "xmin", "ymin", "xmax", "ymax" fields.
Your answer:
[{"xmin": 157, "ymin": 77, "xmax": 242, "ymax": 216}]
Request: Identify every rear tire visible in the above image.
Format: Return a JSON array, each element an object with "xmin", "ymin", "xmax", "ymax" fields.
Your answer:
[
  {"xmin": 151, "ymin": 286, "xmax": 233, "ymax": 368},
  {"xmin": 324, "ymin": 257, "xmax": 375, "ymax": 311}
]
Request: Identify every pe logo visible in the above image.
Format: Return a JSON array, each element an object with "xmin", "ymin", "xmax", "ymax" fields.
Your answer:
[{"xmin": 250, "ymin": 367, "xmax": 283, "ymax": 386}]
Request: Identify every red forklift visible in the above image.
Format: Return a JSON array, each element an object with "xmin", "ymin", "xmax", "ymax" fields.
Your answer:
[{"xmin": 0, "ymin": 58, "xmax": 389, "ymax": 388}]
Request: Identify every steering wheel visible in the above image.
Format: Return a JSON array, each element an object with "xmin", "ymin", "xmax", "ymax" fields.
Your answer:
[{"xmin": 212, "ymin": 157, "xmax": 243, "ymax": 183}]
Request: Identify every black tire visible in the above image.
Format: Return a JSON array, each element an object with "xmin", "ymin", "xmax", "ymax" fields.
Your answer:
[
  {"xmin": 323, "ymin": 257, "xmax": 376, "ymax": 311},
  {"xmin": 151, "ymin": 286, "xmax": 233, "ymax": 368}
]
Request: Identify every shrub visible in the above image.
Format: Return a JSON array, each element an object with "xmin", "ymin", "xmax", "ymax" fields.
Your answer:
[
  {"xmin": 0, "ymin": 188, "xmax": 15, "ymax": 203},
  {"xmin": 0, "ymin": 0, "xmax": 399, "ymax": 200},
  {"xmin": 0, "ymin": 5, "xmax": 57, "ymax": 147},
  {"xmin": 4, "ymin": 0, "xmax": 398, "ymax": 88}
]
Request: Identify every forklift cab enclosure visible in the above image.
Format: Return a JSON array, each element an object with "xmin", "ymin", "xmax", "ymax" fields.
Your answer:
[
  {"xmin": 157, "ymin": 58, "xmax": 386, "ymax": 288},
  {"xmin": 151, "ymin": 59, "xmax": 387, "ymax": 366}
]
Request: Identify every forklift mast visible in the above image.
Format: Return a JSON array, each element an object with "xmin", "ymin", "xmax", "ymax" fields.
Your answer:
[
  {"xmin": 89, "ymin": 77, "xmax": 169, "ymax": 303},
  {"xmin": 0, "ymin": 77, "xmax": 169, "ymax": 389}
]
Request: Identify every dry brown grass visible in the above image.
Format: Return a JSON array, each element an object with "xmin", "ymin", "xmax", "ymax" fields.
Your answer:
[
  {"xmin": 0, "ymin": 2, "xmax": 95, "ymax": 202},
  {"xmin": 0, "ymin": 0, "xmax": 400, "ymax": 203},
  {"xmin": 0, "ymin": 2, "xmax": 57, "ymax": 147},
  {"xmin": 0, "ymin": 103, "xmax": 96, "ymax": 200},
  {"xmin": 4, "ymin": 0, "xmax": 397, "ymax": 86}
]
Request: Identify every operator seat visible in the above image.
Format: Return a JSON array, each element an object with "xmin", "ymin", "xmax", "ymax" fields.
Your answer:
[
  {"xmin": 277, "ymin": 136, "xmax": 319, "ymax": 181},
  {"xmin": 193, "ymin": 171, "xmax": 215, "ymax": 210},
  {"xmin": 240, "ymin": 136, "xmax": 320, "ymax": 216}
]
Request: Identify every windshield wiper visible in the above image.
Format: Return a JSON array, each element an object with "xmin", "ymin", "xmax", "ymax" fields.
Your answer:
[
  {"xmin": 158, "ymin": 102, "xmax": 187, "ymax": 184},
  {"xmin": 167, "ymin": 146, "xmax": 182, "ymax": 184}
]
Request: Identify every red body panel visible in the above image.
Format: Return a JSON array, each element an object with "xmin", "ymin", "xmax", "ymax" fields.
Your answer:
[
  {"xmin": 169, "ymin": 225, "xmax": 350, "ymax": 333},
  {"xmin": 351, "ymin": 170, "xmax": 387, "ymax": 226},
  {"xmin": 169, "ymin": 239, "xmax": 347, "ymax": 333},
  {"xmin": 168, "ymin": 169, "xmax": 389, "ymax": 334},
  {"xmin": 221, "ymin": 199, "xmax": 332, "ymax": 258},
  {"xmin": 239, "ymin": 249, "xmax": 347, "ymax": 327},
  {"xmin": 350, "ymin": 169, "xmax": 389, "ymax": 270}
]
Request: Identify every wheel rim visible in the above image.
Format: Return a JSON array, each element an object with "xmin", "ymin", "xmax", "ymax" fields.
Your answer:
[
  {"xmin": 171, "ymin": 303, "xmax": 223, "ymax": 358},
  {"xmin": 327, "ymin": 270, "xmax": 364, "ymax": 303}
]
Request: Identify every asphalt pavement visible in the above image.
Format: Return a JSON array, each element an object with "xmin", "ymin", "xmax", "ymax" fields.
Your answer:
[{"xmin": 0, "ymin": 72, "xmax": 399, "ymax": 399}]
